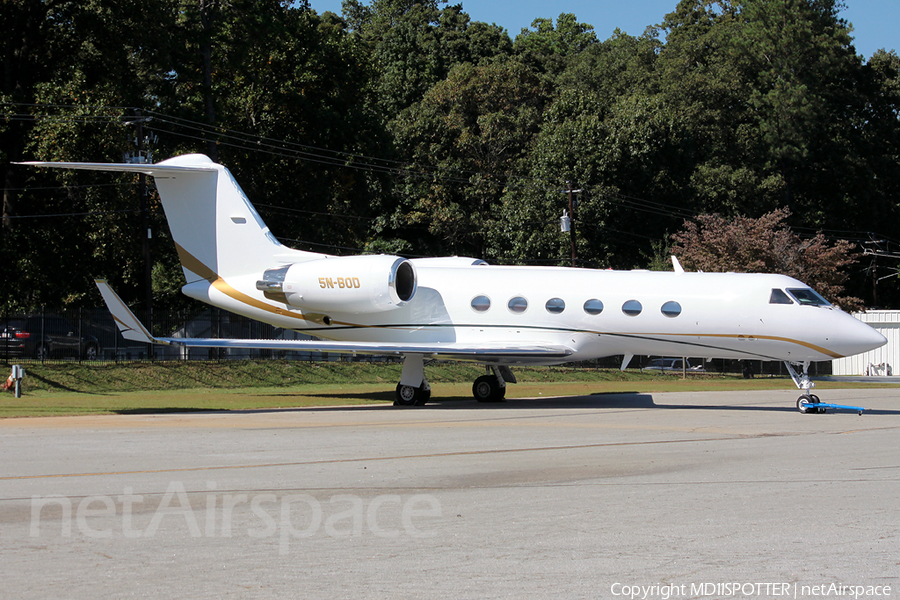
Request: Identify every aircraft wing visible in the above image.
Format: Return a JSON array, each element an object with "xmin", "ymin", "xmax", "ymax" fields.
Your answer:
[{"xmin": 95, "ymin": 280, "xmax": 574, "ymax": 362}]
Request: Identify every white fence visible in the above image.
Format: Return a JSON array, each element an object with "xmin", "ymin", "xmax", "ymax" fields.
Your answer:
[{"xmin": 832, "ymin": 310, "xmax": 900, "ymax": 376}]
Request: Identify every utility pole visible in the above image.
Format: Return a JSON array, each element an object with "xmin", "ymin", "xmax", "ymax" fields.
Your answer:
[
  {"xmin": 862, "ymin": 238, "xmax": 900, "ymax": 308},
  {"xmin": 125, "ymin": 110, "xmax": 154, "ymax": 352},
  {"xmin": 567, "ymin": 182, "xmax": 576, "ymax": 267},
  {"xmin": 560, "ymin": 182, "xmax": 582, "ymax": 268},
  {"xmin": 137, "ymin": 111, "xmax": 151, "ymax": 325},
  {"xmin": 872, "ymin": 256, "xmax": 878, "ymax": 307}
]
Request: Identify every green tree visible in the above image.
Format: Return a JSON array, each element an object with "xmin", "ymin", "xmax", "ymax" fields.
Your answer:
[
  {"xmin": 1, "ymin": 0, "xmax": 180, "ymax": 312},
  {"xmin": 343, "ymin": 0, "xmax": 512, "ymax": 117},
  {"xmin": 152, "ymin": 1, "xmax": 392, "ymax": 288},
  {"xmin": 557, "ymin": 29, "xmax": 661, "ymax": 104},
  {"xmin": 1, "ymin": 1, "xmax": 386, "ymax": 311},
  {"xmin": 731, "ymin": 0, "xmax": 866, "ymax": 223},
  {"xmin": 497, "ymin": 87, "xmax": 690, "ymax": 269},
  {"xmin": 656, "ymin": 0, "xmax": 768, "ymax": 216},
  {"xmin": 387, "ymin": 59, "xmax": 547, "ymax": 258},
  {"xmin": 655, "ymin": 0, "xmax": 892, "ymax": 235},
  {"xmin": 513, "ymin": 13, "xmax": 598, "ymax": 75}
]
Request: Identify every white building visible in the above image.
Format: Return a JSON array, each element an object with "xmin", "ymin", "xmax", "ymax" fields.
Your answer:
[{"xmin": 832, "ymin": 310, "xmax": 900, "ymax": 376}]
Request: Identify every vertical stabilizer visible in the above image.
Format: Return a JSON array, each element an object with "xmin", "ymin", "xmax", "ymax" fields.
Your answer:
[
  {"xmin": 150, "ymin": 154, "xmax": 322, "ymax": 282},
  {"xmin": 19, "ymin": 154, "xmax": 323, "ymax": 286}
]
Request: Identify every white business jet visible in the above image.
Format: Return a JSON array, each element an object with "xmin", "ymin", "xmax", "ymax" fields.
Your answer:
[{"xmin": 22, "ymin": 154, "xmax": 887, "ymax": 411}]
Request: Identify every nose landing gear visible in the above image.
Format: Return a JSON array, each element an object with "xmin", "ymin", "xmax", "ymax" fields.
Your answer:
[
  {"xmin": 784, "ymin": 362, "xmax": 820, "ymax": 414},
  {"xmin": 785, "ymin": 361, "xmax": 866, "ymax": 415}
]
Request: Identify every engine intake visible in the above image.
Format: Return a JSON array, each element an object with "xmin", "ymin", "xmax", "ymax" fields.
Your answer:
[{"xmin": 257, "ymin": 255, "xmax": 416, "ymax": 314}]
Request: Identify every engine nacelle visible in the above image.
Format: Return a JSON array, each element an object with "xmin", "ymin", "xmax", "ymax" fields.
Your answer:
[{"xmin": 257, "ymin": 255, "xmax": 416, "ymax": 314}]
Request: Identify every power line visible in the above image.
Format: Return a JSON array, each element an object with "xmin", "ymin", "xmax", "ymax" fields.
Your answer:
[
  {"xmin": 144, "ymin": 109, "xmax": 523, "ymax": 184},
  {"xmin": 255, "ymin": 203, "xmax": 377, "ymax": 222},
  {"xmin": 8, "ymin": 102, "xmax": 897, "ymax": 253},
  {"xmin": 4, "ymin": 102, "xmax": 703, "ymax": 223},
  {"xmin": 4, "ymin": 182, "xmax": 135, "ymax": 192},
  {"xmin": 1, "ymin": 209, "xmax": 139, "ymax": 220}
]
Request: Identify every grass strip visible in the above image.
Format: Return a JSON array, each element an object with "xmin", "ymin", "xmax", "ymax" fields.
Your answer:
[{"xmin": 0, "ymin": 360, "xmax": 879, "ymax": 418}]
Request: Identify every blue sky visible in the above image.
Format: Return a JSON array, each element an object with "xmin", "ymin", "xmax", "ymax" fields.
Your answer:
[{"xmin": 308, "ymin": 0, "xmax": 897, "ymax": 59}]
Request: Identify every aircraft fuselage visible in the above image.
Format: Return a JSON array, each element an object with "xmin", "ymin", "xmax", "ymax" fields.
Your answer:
[{"xmin": 194, "ymin": 264, "xmax": 881, "ymax": 365}]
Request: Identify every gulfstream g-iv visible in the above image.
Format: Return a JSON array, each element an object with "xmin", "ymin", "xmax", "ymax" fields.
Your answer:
[{"xmin": 22, "ymin": 154, "xmax": 887, "ymax": 411}]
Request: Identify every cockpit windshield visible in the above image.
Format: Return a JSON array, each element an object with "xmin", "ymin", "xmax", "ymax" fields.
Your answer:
[
  {"xmin": 769, "ymin": 289, "xmax": 793, "ymax": 304},
  {"xmin": 786, "ymin": 288, "xmax": 831, "ymax": 307}
]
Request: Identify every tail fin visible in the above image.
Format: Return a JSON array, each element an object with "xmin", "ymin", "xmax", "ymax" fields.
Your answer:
[{"xmin": 19, "ymin": 154, "xmax": 322, "ymax": 285}]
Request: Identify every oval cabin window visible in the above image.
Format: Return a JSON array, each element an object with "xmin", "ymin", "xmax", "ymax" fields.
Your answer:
[
  {"xmin": 661, "ymin": 301, "xmax": 682, "ymax": 317},
  {"xmin": 471, "ymin": 295, "xmax": 491, "ymax": 312},
  {"xmin": 508, "ymin": 297, "xmax": 528, "ymax": 313},
  {"xmin": 622, "ymin": 299, "xmax": 642, "ymax": 316},
  {"xmin": 583, "ymin": 299, "xmax": 604, "ymax": 315},
  {"xmin": 545, "ymin": 298, "xmax": 566, "ymax": 314}
]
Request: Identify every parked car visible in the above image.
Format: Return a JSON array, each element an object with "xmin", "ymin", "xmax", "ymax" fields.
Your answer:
[
  {"xmin": 0, "ymin": 315, "xmax": 99, "ymax": 360},
  {"xmin": 643, "ymin": 358, "xmax": 705, "ymax": 372}
]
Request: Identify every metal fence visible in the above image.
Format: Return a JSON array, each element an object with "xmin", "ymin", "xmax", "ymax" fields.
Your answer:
[
  {"xmin": 0, "ymin": 308, "xmax": 832, "ymax": 375},
  {"xmin": 0, "ymin": 307, "xmax": 357, "ymax": 364}
]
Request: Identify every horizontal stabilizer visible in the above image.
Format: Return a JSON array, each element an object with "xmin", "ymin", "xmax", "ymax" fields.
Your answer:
[{"xmin": 16, "ymin": 159, "xmax": 217, "ymax": 176}]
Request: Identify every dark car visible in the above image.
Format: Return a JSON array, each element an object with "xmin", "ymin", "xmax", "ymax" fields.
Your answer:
[
  {"xmin": 0, "ymin": 316, "xmax": 99, "ymax": 360},
  {"xmin": 643, "ymin": 358, "xmax": 705, "ymax": 372}
]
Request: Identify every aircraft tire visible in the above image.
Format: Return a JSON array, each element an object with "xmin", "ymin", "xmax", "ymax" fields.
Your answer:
[
  {"xmin": 809, "ymin": 394, "xmax": 822, "ymax": 413},
  {"xmin": 394, "ymin": 383, "xmax": 429, "ymax": 407},
  {"xmin": 415, "ymin": 389, "xmax": 431, "ymax": 406},
  {"xmin": 797, "ymin": 394, "xmax": 823, "ymax": 414},
  {"xmin": 473, "ymin": 375, "xmax": 504, "ymax": 402},
  {"xmin": 395, "ymin": 383, "xmax": 419, "ymax": 407}
]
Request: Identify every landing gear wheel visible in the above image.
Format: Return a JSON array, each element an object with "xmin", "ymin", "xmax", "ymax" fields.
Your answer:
[
  {"xmin": 798, "ymin": 394, "xmax": 822, "ymax": 414},
  {"xmin": 473, "ymin": 375, "xmax": 504, "ymax": 402},
  {"xmin": 416, "ymin": 388, "xmax": 431, "ymax": 406},
  {"xmin": 395, "ymin": 384, "xmax": 417, "ymax": 406},
  {"xmin": 394, "ymin": 383, "xmax": 430, "ymax": 407},
  {"xmin": 809, "ymin": 394, "xmax": 822, "ymax": 413}
]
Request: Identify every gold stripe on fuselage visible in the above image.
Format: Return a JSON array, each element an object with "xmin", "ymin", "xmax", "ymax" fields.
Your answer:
[{"xmin": 172, "ymin": 242, "xmax": 843, "ymax": 357}]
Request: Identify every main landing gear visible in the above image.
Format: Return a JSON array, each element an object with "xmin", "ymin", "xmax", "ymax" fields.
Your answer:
[
  {"xmin": 394, "ymin": 382, "xmax": 431, "ymax": 407},
  {"xmin": 393, "ymin": 357, "xmax": 516, "ymax": 407},
  {"xmin": 394, "ymin": 355, "xmax": 431, "ymax": 407},
  {"xmin": 472, "ymin": 366, "xmax": 515, "ymax": 402}
]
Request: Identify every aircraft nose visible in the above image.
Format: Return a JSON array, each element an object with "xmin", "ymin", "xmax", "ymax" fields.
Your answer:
[{"xmin": 837, "ymin": 314, "xmax": 887, "ymax": 357}]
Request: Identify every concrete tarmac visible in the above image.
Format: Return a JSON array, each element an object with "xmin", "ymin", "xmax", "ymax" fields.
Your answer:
[{"xmin": 1, "ymin": 388, "xmax": 899, "ymax": 599}]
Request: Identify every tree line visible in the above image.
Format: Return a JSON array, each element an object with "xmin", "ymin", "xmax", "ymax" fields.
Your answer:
[{"xmin": 2, "ymin": 0, "xmax": 899, "ymax": 314}]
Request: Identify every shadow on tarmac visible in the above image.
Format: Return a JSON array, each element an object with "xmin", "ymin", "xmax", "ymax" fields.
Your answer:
[
  {"xmin": 113, "ymin": 391, "xmax": 900, "ymax": 416},
  {"xmin": 269, "ymin": 391, "xmax": 900, "ymax": 415}
]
